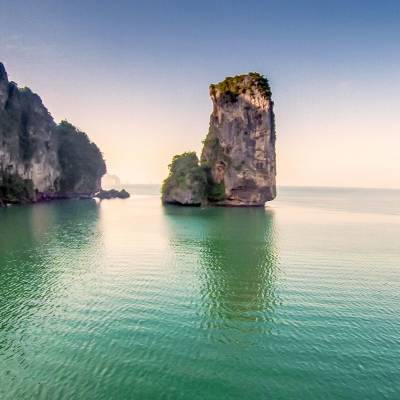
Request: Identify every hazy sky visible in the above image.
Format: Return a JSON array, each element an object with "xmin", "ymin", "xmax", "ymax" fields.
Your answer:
[{"xmin": 1, "ymin": 0, "xmax": 399, "ymax": 188}]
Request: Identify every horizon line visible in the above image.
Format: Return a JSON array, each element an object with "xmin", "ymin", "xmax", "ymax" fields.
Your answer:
[{"xmin": 116, "ymin": 183, "xmax": 400, "ymax": 191}]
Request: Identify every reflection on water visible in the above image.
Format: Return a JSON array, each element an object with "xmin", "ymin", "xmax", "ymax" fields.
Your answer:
[
  {"xmin": 0, "ymin": 190, "xmax": 399, "ymax": 399},
  {"xmin": 0, "ymin": 199, "xmax": 100, "ymax": 252},
  {"xmin": 0, "ymin": 200, "xmax": 101, "ymax": 376},
  {"xmin": 163, "ymin": 206, "xmax": 279, "ymax": 334}
]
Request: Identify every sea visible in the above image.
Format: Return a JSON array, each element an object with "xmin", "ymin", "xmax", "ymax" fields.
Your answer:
[{"xmin": 0, "ymin": 186, "xmax": 399, "ymax": 399}]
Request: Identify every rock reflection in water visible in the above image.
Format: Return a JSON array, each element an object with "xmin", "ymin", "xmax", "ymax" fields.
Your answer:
[{"xmin": 163, "ymin": 206, "xmax": 279, "ymax": 336}]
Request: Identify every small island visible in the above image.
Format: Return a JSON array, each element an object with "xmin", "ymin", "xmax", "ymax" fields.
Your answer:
[
  {"xmin": 162, "ymin": 73, "xmax": 277, "ymax": 207},
  {"xmin": 96, "ymin": 188, "xmax": 130, "ymax": 200}
]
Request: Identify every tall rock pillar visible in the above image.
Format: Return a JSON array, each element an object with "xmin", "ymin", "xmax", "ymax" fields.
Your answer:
[{"xmin": 201, "ymin": 73, "xmax": 276, "ymax": 206}]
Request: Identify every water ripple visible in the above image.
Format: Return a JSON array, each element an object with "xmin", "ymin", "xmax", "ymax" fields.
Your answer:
[{"xmin": 0, "ymin": 192, "xmax": 399, "ymax": 399}]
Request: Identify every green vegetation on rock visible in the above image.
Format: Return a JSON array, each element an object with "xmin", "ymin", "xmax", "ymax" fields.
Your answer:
[
  {"xmin": 56, "ymin": 120, "xmax": 106, "ymax": 194},
  {"xmin": 162, "ymin": 151, "xmax": 227, "ymax": 205},
  {"xmin": 162, "ymin": 152, "xmax": 207, "ymax": 205},
  {"xmin": 0, "ymin": 173, "xmax": 34, "ymax": 203},
  {"xmin": 203, "ymin": 167, "xmax": 226, "ymax": 202},
  {"xmin": 210, "ymin": 72, "xmax": 271, "ymax": 100},
  {"xmin": 0, "ymin": 63, "xmax": 107, "ymax": 205},
  {"xmin": 201, "ymin": 134, "xmax": 231, "ymax": 168}
]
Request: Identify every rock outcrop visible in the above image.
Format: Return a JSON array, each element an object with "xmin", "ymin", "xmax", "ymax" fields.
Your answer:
[
  {"xmin": 162, "ymin": 72, "xmax": 276, "ymax": 207},
  {"xmin": 0, "ymin": 62, "xmax": 106, "ymax": 205},
  {"xmin": 96, "ymin": 188, "xmax": 130, "ymax": 200},
  {"xmin": 162, "ymin": 152, "xmax": 206, "ymax": 205},
  {"xmin": 201, "ymin": 73, "xmax": 276, "ymax": 206}
]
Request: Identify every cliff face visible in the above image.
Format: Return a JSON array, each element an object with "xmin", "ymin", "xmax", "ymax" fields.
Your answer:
[
  {"xmin": 201, "ymin": 73, "xmax": 276, "ymax": 206},
  {"xmin": 0, "ymin": 63, "xmax": 106, "ymax": 205},
  {"xmin": 162, "ymin": 72, "xmax": 276, "ymax": 207}
]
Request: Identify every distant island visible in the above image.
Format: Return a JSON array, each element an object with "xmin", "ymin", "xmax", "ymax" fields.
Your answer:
[
  {"xmin": 162, "ymin": 72, "xmax": 276, "ymax": 207},
  {"xmin": 0, "ymin": 62, "xmax": 128, "ymax": 207}
]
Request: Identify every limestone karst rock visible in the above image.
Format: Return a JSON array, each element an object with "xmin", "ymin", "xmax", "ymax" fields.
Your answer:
[
  {"xmin": 162, "ymin": 72, "xmax": 277, "ymax": 207},
  {"xmin": 201, "ymin": 73, "xmax": 276, "ymax": 206},
  {"xmin": 0, "ymin": 62, "xmax": 106, "ymax": 205}
]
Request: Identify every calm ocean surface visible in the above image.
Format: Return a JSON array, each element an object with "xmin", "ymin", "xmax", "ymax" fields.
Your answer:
[{"xmin": 0, "ymin": 186, "xmax": 399, "ymax": 399}]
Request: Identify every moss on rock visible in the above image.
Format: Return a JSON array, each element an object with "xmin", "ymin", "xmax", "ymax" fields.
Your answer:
[
  {"xmin": 210, "ymin": 72, "xmax": 272, "ymax": 100},
  {"xmin": 162, "ymin": 152, "xmax": 207, "ymax": 205},
  {"xmin": 161, "ymin": 151, "xmax": 227, "ymax": 205}
]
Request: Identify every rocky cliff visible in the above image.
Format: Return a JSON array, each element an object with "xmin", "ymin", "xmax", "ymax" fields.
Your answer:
[
  {"xmin": 162, "ymin": 72, "xmax": 276, "ymax": 207},
  {"xmin": 0, "ymin": 62, "xmax": 106, "ymax": 205}
]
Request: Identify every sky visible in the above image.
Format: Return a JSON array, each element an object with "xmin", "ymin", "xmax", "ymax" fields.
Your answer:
[{"xmin": 0, "ymin": 0, "xmax": 399, "ymax": 188}]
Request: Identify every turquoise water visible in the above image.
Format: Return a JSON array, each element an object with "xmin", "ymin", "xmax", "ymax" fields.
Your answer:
[{"xmin": 0, "ymin": 187, "xmax": 399, "ymax": 399}]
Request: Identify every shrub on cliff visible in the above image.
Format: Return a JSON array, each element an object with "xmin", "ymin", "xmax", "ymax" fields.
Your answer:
[
  {"xmin": 0, "ymin": 173, "xmax": 35, "ymax": 203},
  {"xmin": 161, "ymin": 152, "xmax": 207, "ymax": 205},
  {"xmin": 55, "ymin": 120, "xmax": 106, "ymax": 194},
  {"xmin": 162, "ymin": 151, "xmax": 228, "ymax": 205},
  {"xmin": 203, "ymin": 167, "xmax": 226, "ymax": 202},
  {"xmin": 210, "ymin": 72, "xmax": 271, "ymax": 100}
]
